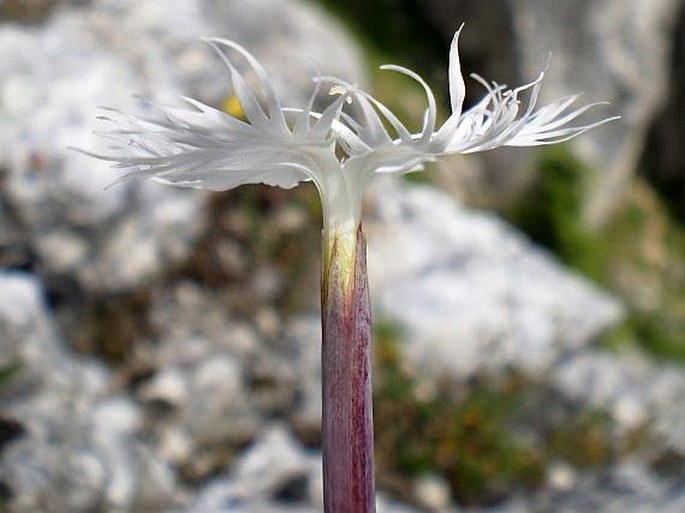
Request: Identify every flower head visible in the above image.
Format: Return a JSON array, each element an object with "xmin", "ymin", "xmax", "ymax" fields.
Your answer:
[{"xmin": 86, "ymin": 27, "xmax": 617, "ymax": 241}]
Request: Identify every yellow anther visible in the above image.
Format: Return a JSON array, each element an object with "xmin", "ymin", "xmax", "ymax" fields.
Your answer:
[{"xmin": 222, "ymin": 95, "xmax": 245, "ymax": 119}]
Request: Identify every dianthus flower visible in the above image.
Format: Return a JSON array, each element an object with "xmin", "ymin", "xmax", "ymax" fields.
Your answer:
[{"xmin": 86, "ymin": 27, "xmax": 617, "ymax": 513}]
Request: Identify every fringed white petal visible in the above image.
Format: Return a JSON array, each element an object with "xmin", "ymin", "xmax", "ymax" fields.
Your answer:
[
  {"xmin": 311, "ymin": 67, "xmax": 441, "ymax": 183},
  {"xmin": 315, "ymin": 76, "xmax": 395, "ymax": 147},
  {"xmin": 84, "ymin": 40, "xmax": 350, "ymax": 192},
  {"xmin": 203, "ymin": 38, "xmax": 289, "ymax": 134},
  {"xmin": 379, "ymin": 64, "xmax": 437, "ymax": 144},
  {"xmin": 438, "ymin": 65, "xmax": 617, "ymax": 154},
  {"xmin": 449, "ymin": 24, "xmax": 466, "ymax": 117}
]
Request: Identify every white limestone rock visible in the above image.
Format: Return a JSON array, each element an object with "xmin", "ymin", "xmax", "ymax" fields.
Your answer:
[
  {"xmin": 0, "ymin": 272, "xmax": 177, "ymax": 513},
  {"xmin": 510, "ymin": 0, "xmax": 682, "ymax": 225},
  {"xmin": 365, "ymin": 178, "xmax": 624, "ymax": 381}
]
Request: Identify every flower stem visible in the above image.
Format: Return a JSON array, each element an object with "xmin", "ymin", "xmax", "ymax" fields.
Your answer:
[{"xmin": 321, "ymin": 224, "xmax": 376, "ymax": 513}]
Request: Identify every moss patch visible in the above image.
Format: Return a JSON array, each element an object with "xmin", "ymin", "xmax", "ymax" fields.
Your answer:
[
  {"xmin": 373, "ymin": 326, "xmax": 542, "ymax": 505},
  {"xmin": 372, "ymin": 322, "xmax": 626, "ymax": 506}
]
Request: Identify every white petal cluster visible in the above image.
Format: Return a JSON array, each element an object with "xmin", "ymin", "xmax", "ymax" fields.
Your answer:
[
  {"xmin": 86, "ymin": 39, "xmax": 347, "ymax": 194},
  {"xmin": 87, "ymin": 27, "xmax": 617, "ymax": 233},
  {"xmin": 331, "ymin": 27, "xmax": 617, "ymax": 169}
]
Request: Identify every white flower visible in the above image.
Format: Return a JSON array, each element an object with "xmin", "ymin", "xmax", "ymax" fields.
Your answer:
[
  {"xmin": 325, "ymin": 26, "xmax": 617, "ymax": 165},
  {"xmin": 87, "ymin": 28, "xmax": 617, "ymax": 242}
]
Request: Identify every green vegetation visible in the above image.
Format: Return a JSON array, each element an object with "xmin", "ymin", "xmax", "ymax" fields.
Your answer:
[
  {"xmin": 311, "ymin": 0, "xmax": 446, "ymax": 77},
  {"xmin": 0, "ymin": 361, "xmax": 23, "ymax": 512},
  {"xmin": 372, "ymin": 322, "xmax": 624, "ymax": 506},
  {"xmin": 509, "ymin": 147, "xmax": 607, "ymax": 280},
  {"xmin": 0, "ymin": 361, "xmax": 21, "ymax": 388},
  {"xmin": 508, "ymin": 146, "xmax": 685, "ymax": 362},
  {"xmin": 312, "ymin": 0, "xmax": 457, "ymax": 138},
  {"xmin": 373, "ymin": 324, "xmax": 540, "ymax": 505}
]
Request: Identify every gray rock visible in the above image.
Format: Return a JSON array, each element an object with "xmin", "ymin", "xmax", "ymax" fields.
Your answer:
[
  {"xmin": 0, "ymin": 270, "xmax": 77, "ymax": 397},
  {"xmin": 147, "ymin": 353, "xmax": 257, "ymax": 449},
  {"xmin": 144, "ymin": 291, "xmax": 324, "ymax": 474},
  {"xmin": 412, "ymin": 474, "xmax": 453, "ymax": 511},
  {"xmin": 178, "ymin": 430, "xmax": 429, "ymax": 513},
  {"xmin": 0, "ymin": 272, "xmax": 177, "ymax": 513},
  {"xmin": 2, "ymin": 393, "xmax": 177, "ymax": 513},
  {"xmin": 178, "ymin": 425, "xmax": 321, "ymax": 512},
  {"xmin": 375, "ymin": 495, "xmax": 424, "ymax": 513},
  {"xmin": 143, "ymin": 282, "xmax": 321, "ymax": 475},
  {"xmin": 509, "ymin": 0, "xmax": 682, "ymax": 226},
  {"xmin": 142, "ymin": 282, "xmax": 262, "ymax": 466},
  {"xmin": 0, "ymin": 2, "xmax": 207, "ymax": 294},
  {"xmin": 529, "ymin": 462, "xmax": 684, "ymax": 513},
  {"xmin": 176, "ymin": 425, "xmax": 428, "ymax": 513},
  {"xmin": 231, "ymin": 425, "xmax": 314, "ymax": 500},
  {"xmin": 74, "ymin": 0, "xmax": 367, "ymax": 106},
  {"xmin": 554, "ymin": 350, "xmax": 685, "ymax": 453},
  {"xmin": 284, "ymin": 315, "xmax": 323, "ymax": 437},
  {"xmin": 10, "ymin": 2, "xmax": 685, "ymax": 512},
  {"xmin": 453, "ymin": 464, "xmax": 685, "ymax": 513},
  {"xmin": 364, "ymin": 178, "xmax": 623, "ymax": 381}
]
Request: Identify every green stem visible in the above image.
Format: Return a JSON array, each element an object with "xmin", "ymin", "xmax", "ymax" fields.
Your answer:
[{"xmin": 321, "ymin": 224, "xmax": 376, "ymax": 513}]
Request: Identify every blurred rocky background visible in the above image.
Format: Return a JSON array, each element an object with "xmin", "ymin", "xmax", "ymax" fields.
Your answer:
[{"xmin": 1, "ymin": 0, "xmax": 685, "ymax": 512}]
